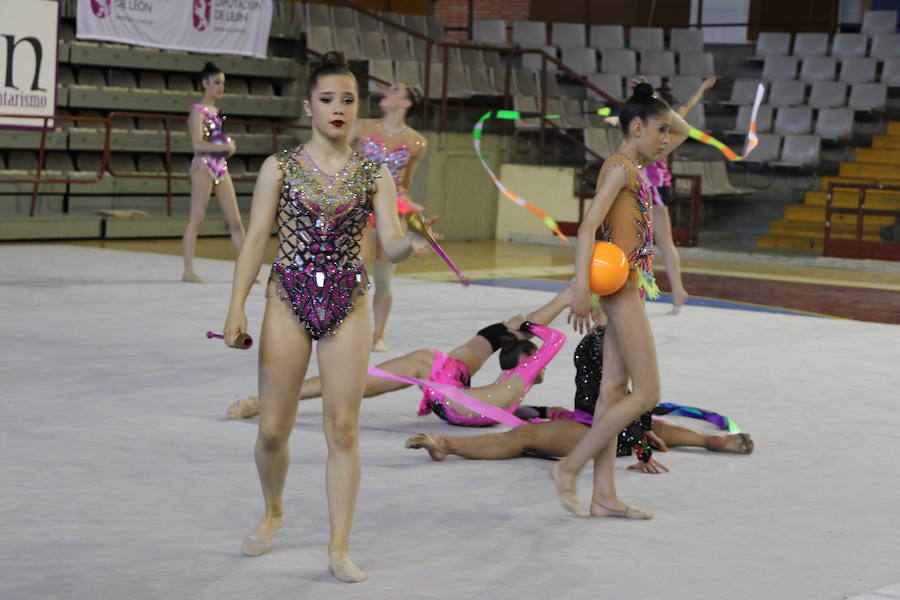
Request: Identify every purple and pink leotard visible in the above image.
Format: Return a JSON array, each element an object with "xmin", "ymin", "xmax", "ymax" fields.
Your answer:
[
  {"xmin": 360, "ymin": 135, "xmax": 417, "ymax": 223},
  {"xmin": 643, "ymin": 157, "xmax": 671, "ymax": 207},
  {"xmin": 418, "ymin": 325, "xmax": 566, "ymax": 427},
  {"xmin": 190, "ymin": 104, "xmax": 231, "ymax": 185},
  {"xmin": 268, "ymin": 147, "xmax": 382, "ymax": 339}
]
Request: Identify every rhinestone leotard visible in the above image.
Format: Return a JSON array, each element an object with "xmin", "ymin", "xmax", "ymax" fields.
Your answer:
[
  {"xmin": 268, "ymin": 147, "xmax": 382, "ymax": 340},
  {"xmin": 189, "ymin": 104, "xmax": 230, "ymax": 185}
]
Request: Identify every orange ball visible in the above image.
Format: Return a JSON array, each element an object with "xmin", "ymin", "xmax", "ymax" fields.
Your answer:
[{"xmin": 589, "ymin": 242, "xmax": 629, "ymax": 296}]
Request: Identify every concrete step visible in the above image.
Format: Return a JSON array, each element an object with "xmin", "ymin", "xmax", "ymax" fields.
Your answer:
[
  {"xmin": 888, "ymin": 122, "xmax": 900, "ymax": 135},
  {"xmin": 872, "ymin": 135, "xmax": 900, "ymax": 150},
  {"xmin": 757, "ymin": 233, "xmax": 824, "ymax": 251},
  {"xmin": 769, "ymin": 218, "xmax": 882, "ymax": 238},
  {"xmin": 855, "ymin": 148, "xmax": 900, "ymax": 164},
  {"xmin": 820, "ymin": 175, "xmax": 900, "ymax": 189},
  {"xmin": 804, "ymin": 189, "xmax": 900, "ymax": 209},
  {"xmin": 784, "ymin": 204, "xmax": 896, "ymax": 226},
  {"xmin": 839, "ymin": 162, "xmax": 900, "ymax": 179}
]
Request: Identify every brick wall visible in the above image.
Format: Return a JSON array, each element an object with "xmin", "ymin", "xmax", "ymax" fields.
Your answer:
[{"xmin": 434, "ymin": 0, "xmax": 530, "ymax": 40}]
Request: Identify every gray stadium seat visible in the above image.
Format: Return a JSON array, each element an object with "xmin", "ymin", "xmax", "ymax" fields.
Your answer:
[
  {"xmin": 807, "ymin": 81, "xmax": 847, "ymax": 108},
  {"xmin": 332, "ymin": 6, "xmax": 357, "ymax": 29},
  {"xmin": 305, "ymin": 3, "xmax": 331, "ymax": 28},
  {"xmin": 583, "ymin": 128, "xmax": 613, "ymax": 160},
  {"xmin": 427, "ymin": 15, "xmax": 445, "ymax": 40},
  {"xmin": 762, "ymin": 56, "xmax": 798, "ymax": 80},
  {"xmin": 722, "ymin": 79, "xmax": 765, "ymax": 106},
  {"xmin": 768, "ymin": 80, "xmax": 806, "ymax": 107},
  {"xmin": 683, "ymin": 104, "xmax": 706, "ymax": 129},
  {"xmin": 552, "ymin": 23, "xmax": 586, "ymax": 48},
  {"xmin": 670, "ymin": 28, "xmax": 704, "ymax": 54},
  {"xmin": 110, "ymin": 116, "xmax": 136, "ymax": 130},
  {"xmin": 76, "ymin": 153, "xmax": 103, "ymax": 172},
  {"xmin": 848, "ymin": 83, "xmax": 887, "ymax": 111},
  {"xmin": 869, "ymin": 33, "xmax": 900, "ymax": 60},
  {"xmin": 679, "ymin": 52, "xmax": 715, "ymax": 76},
  {"xmin": 336, "ymin": 28, "xmax": 365, "ymax": 61},
  {"xmin": 751, "ymin": 32, "xmax": 791, "ymax": 60},
  {"xmin": 586, "ymin": 73, "xmax": 623, "ymax": 101},
  {"xmin": 561, "ymin": 47, "xmax": 597, "ymax": 74},
  {"xmin": 774, "ymin": 106, "xmax": 812, "ymax": 135},
  {"xmin": 367, "ymin": 59, "xmax": 393, "ymax": 94},
  {"xmin": 589, "ymin": 25, "xmax": 624, "ymax": 51},
  {"xmin": 44, "ymin": 151, "xmax": 74, "ymax": 173},
  {"xmin": 58, "ymin": 65, "xmax": 75, "ymax": 87},
  {"xmin": 394, "ymin": 61, "xmax": 423, "ymax": 92},
  {"xmin": 799, "ymin": 56, "xmax": 836, "ymax": 82},
  {"xmin": 138, "ymin": 71, "xmax": 166, "ymax": 90},
  {"xmin": 814, "ymin": 107, "xmax": 854, "ymax": 139},
  {"xmin": 168, "ymin": 74, "xmax": 195, "ymax": 92},
  {"xmin": 109, "ymin": 69, "xmax": 137, "ymax": 88},
  {"xmin": 224, "ymin": 77, "xmax": 249, "ymax": 96},
  {"xmin": 521, "ymin": 46, "xmax": 559, "ymax": 72},
  {"xmin": 9, "ymin": 151, "xmax": 37, "ymax": 171},
  {"xmin": 250, "ymin": 80, "xmax": 275, "ymax": 96},
  {"xmin": 882, "ymin": 59, "xmax": 900, "ymax": 86},
  {"xmin": 706, "ymin": 161, "xmax": 752, "ymax": 195},
  {"xmin": 360, "ymin": 31, "xmax": 388, "ymax": 61},
  {"xmin": 473, "ymin": 19, "xmax": 507, "ymax": 45},
  {"xmin": 76, "ymin": 67, "xmax": 105, "ymax": 87},
  {"xmin": 228, "ymin": 156, "xmax": 247, "ymax": 175},
  {"xmin": 138, "ymin": 154, "xmax": 165, "ymax": 173},
  {"xmin": 727, "ymin": 104, "xmax": 773, "ymax": 135},
  {"xmin": 559, "ymin": 98, "xmax": 586, "ymax": 129},
  {"xmin": 460, "ymin": 48, "xmax": 486, "ymax": 67},
  {"xmin": 744, "ymin": 134, "xmax": 782, "ymax": 163},
  {"xmin": 110, "ymin": 154, "xmax": 136, "ymax": 173},
  {"xmin": 668, "ymin": 75, "xmax": 702, "ymax": 103},
  {"xmin": 169, "ymin": 155, "xmax": 191, "ymax": 174},
  {"xmin": 792, "ymin": 33, "xmax": 828, "ymax": 58},
  {"xmin": 861, "ymin": 10, "xmax": 898, "ymax": 38},
  {"xmin": 357, "ymin": 11, "xmax": 381, "ymax": 33},
  {"xmin": 838, "ymin": 57, "xmax": 877, "ymax": 84},
  {"xmin": 629, "ymin": 27, "xmax": 663, "ymax": 52},
  {"xmin": 512, "ymin": 20, "xmax": 547, "ymax": 48},
  {"xmin": 404, "ymin": 14, "xmax": 428, "ymax": 37},
  {"xmin": 774, "ymin": 134, "xmax": 820, "ymax": 167},
  {"xmin": 601, "ymin": 49, "xmax": 637, "ymax": 74},
  {"xmin": 830, "ymin": 34, "xmax": 867, "ymax": 58},
  {"xmin": 469, "ymin": 66, "xmax": 498, "ymax": 96},
  {"xmin": 671, "ymin": 161, "xmax": 714, "ymax": 196},
  {"xmin": 137, "ymin": 116, "xmax": 164, "ymax": 130},
  {"xmin": 512, "ymin": 69, "xmax": 538, "ymax": 96},
  {"xmin": 641, "ymin": 50, "xmax": 675, "ymax": 76},
  {"xmin": 386, "ymin": 34, "xmax": 414, "ymax": 61},
  {"xmin": 306, "ymin": 25, "xmax": 334, "ymax": 53}
]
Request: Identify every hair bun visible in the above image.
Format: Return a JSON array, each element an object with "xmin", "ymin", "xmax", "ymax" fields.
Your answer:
[
  {"xmin": 321, "ymin": 51, "xmax": 348, "ymax": 67},
  {"xmin": 204, "ymin": 61, "xmax": 217, "ymax": 70},
  {"xmin": 632, "ymin": 82, "xmax": 655, "ymax": 98}
]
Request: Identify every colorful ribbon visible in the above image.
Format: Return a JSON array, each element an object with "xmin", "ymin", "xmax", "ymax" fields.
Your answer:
[
  {"xmin": 687, "ymin": 83, "xmax": 764, "ymax": 161},
  {"xmin": 367, "ymin": 366, "xmax": 527, "ymax": 427},
  {"xmin": 653, "ymin": 402, "xmax": 742, "ymax": 433},
  {"xmin": 473, "ymin": 110, "xmax": 577, "ymax": 242}
]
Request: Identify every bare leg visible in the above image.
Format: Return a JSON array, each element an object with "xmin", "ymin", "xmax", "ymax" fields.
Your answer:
[
  {"xmin": 652, "ymin": 421, "xmax": 754, "ymax": 453},
  {"xmin": 406, "ymin": 419, "xmax": 589, "ymax": 461},
  {"xmin": 372, "ymin": 240, "xmax": 393, "ymax": 351},
  {"xmin": 651, "ymin": 206, "xmax": 688, "ymax": 313},
  {"xmin": 551, "ymin": 284, "xmax": 659, "ymax": 518},
  {"xmin": 299, "ymin": 348, "xmax": 433, "ymax": 400},
  {"xmin": 316, "ymin": 304, "xmax": 372, "ymax": 583},
  {"xmin": 214, "ymin": 172, "xmax": 246, "ymax": 252},
  {"xmin": 242, "ymin": 296, "xmax": 312, "ymax": 556},
  {"xmin": 183, "ymin": 167, "xmax": 213, "ymax": 282}
]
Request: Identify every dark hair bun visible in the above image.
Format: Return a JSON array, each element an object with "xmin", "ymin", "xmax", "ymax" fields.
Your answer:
[
  {"xmin": 321, "ymin": 51, "xmax": 348, "ymax": 68},
  {"xmin": 632, "ymin": 82, "xmax": 655, "ymax": 98},
  {"xmin": 204, "ymin": 61, "xmax": 217, "ymax": 70}
]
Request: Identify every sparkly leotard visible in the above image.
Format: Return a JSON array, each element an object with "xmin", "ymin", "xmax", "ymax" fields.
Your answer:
[
  {"xmin": 360, "ymin": 135, "xmax": 417, "ymax": 217},
  {"xmin": 190, "ymin": 104, "xmax": 230, "ymax": 185},
  {"xmin": 600, "ymin": 153, "xmax": 660, "ymax": 299},
  {"xmin": 643, "ymin": 157, "xmax": 672, "ymax": 207},
  {"xmin": 268, "ymin": 147, "xmax": 382, "ymax": 339},
  {"xmin": 418, "ymin": 325, "xmax": 566, "ymax": 427}
]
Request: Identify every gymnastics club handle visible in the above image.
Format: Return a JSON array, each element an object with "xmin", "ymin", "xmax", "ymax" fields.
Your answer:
[
  {"xmin": 406, "ymin": 213, "xmax": 471, "ymax": 287},
  {"xmin": 206, "ymin": 330, "xmax": 254, "ymax": 349}
]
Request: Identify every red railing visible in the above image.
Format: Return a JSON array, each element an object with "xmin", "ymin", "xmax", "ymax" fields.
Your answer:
[
  {"xmin": 824, "ymin": 182, "xmax": 900, "ymax": 261},
  {"xmin": 0, "ymin": 112, "xmax": 309, "ymax": 216}
]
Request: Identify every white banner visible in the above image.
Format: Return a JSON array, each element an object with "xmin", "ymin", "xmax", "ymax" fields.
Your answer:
[
  {"xmin": 0, "ymin": 0, "xmax": 58, "ymax": 129},
  {"xmin": 76, "ymin": 0, "xmax": 272, "ymax": 59}
]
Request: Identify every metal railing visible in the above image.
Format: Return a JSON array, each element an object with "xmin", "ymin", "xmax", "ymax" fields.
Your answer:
[
  {"xmin": 824, "ymin": 181, "xmax": 900, "ymax": 261},
  {"xmin": 0, "ymin": 112, "xmax": 309, "ymax": 216}
]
